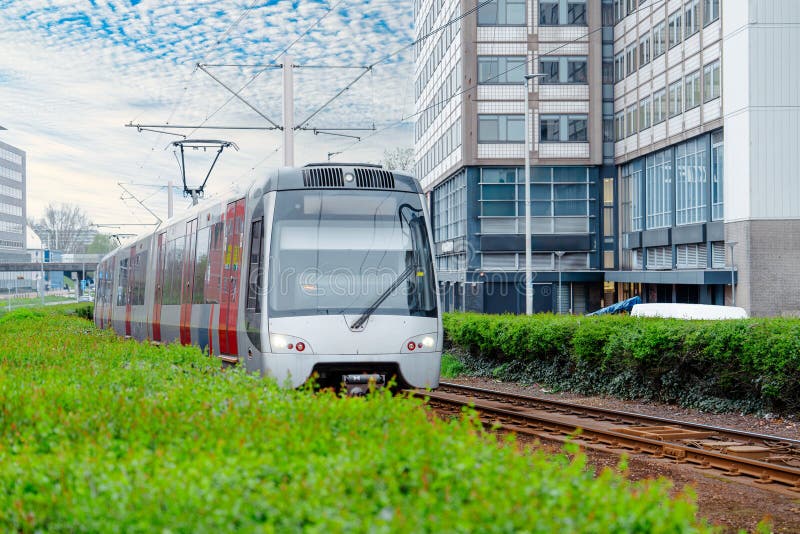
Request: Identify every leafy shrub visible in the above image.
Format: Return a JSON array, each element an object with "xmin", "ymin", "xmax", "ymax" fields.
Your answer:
[
  {"xmin": 74, "ymin": 303, "xmax": 94, "ymax": 320},
  {"xmin": 0, "ymin": 308, "xmax": 711, "ymax": 532},
  {"xmin": 444, "ymin": 312, "xmax": 800, "ymax": 412}
]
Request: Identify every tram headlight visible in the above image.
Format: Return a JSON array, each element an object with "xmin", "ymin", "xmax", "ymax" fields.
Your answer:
[
  {"xmin": 402, "ymin": 333, "xmax": 437, "ymax": 353},
  {"xmin": 271, "ymin": 335, "xmax": 288, "ymax": 350},
  {"xmin": 344, "ymin": 172, "xmax": 354, "ymax": 183}
]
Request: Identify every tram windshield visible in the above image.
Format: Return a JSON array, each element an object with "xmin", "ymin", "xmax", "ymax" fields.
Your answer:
[{"xmin": 267, "ymin": 189, "xmax": 437, "ymax": 319}]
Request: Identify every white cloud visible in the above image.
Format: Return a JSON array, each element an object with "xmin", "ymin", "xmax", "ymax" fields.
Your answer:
[{"xmin": 0, "ymin": 0, "xmax": 418, "ymax": 227}]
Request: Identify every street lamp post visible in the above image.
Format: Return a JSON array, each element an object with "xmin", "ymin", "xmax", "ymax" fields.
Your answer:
[
  {"xmin": 555, "ymin": 251, "xmax": 565, "ymax": 314},
  {"xmin": 728, "ymin": 241, "xmax": 737, "ymax": 306},
  {"xmin": 524, "ymin": 72, "xmax": 547, "ymax": 315}
]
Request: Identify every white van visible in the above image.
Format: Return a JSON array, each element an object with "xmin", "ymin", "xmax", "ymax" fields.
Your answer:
[{"xmin": 630, "ymin": 303, "xmax": 748, "ymax": 320}]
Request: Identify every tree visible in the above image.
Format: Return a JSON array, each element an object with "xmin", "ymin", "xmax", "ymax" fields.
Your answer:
[
  {"xmin": 30, "ymin": 203, "xmax": 93, "ymax": 254},
  {"xmin": 86, "ymin": 233, "xmax": 116, "ymax": 254},
  {"xmin": 381, "ymin": 147, "xmax": 415, "ymax": 172}
]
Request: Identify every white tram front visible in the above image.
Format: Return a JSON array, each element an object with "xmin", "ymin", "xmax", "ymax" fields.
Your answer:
[{"xmin": 94, "ymin": 164, "xmax": 442, "ymax": 390}]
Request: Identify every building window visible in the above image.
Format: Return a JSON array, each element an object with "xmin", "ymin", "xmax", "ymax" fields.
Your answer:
[
  {"xmin": 684, "ymin": 0, "xmax": 699, "ymax": 38},
  {"xmin": 479, "ymin": 0, "xmax": 526, "ymax": 25},
  {"xmin": 645, "ymin": 148, "xmax": 673, "ymax": 229},
  {"xmin": 433, "ymin": 172, "xmax": 467, "ymax": 242},
  {"xmin": 602, "ymin": 60, "xmax": 614, "ymax": 83},
  {"xmin": 639, "ymin": 36, "xmax": 651, "ymax": 67},
  {"xmin": 540, "ymin": 115, "xmax": 588, "ymax": 142},
  {"xmin": 539, "ymin": 0, "xmax": 559, "ymax": 24},
  {"xmin": 479, "ymin": 167, "xmax": 594, "ymax": 235},
  {"xmin": 567, "ymin": 58, "xmax": 588, "ymax": 83},
  {"xmin": 621, "ymin": 162, "xmax": 644, "ymax": 232},
  {"xmin": 625, "ymin": 45, "xmax": 637, "ymax": 76},
  {"xmin": 669, "ymin": 80, "xmax": 682, "ymax": 117},
  {"xmin": 539, "ymin": 57, "xmax": 588, "ymax": 84},
  {"xmin": 653, "ymin": 21, "xmax": 666, "ymax": 57},
  {"xmin": 639, "ymin": 97, "xmax": 651, "ymax": 130},
  {"xmin": 567, "ymin": 0, "xmax": 587, "ymax": 25},
  {"xmin": 668, "ymin": 11, "xmax": 682, "ymax": 48},
  {"xmin": 703, "ymin": 60, "xmax": 721, "ymax": 102},
  {"xmin": 675, "ymin": 137, "xmax": 708, "ymax": 225},
  {"xmin": 478, "ymin": 56, "xmax": 527, "ymax": 84},
  {"xmin": 685, "ymin": 70, "xmax": 701, "ymax": 110},
  {"xmin": 568, "ymin": 116, "xmax": 588, "ymax": 141},
  {"xmin": 603, "ymin": 117, "xmax": 614, "ymax": 142},
  {"xmin": 704, "ymin": 0, "xmax": 720, "ymax": 26},
  {"xmin": 626, "ymin": 0, "xmax": 637, "ymax": 14},
  {"xmin": 614, "ymin": 53, "xmax": 625, "ymax": 82},
  {"xmin": 614, "ymin": 111, "xmax": 625, "ymax": 141},
  {"xmin": 626, "ymin": 106, "xmax": 637, "ymax": 137},
  {"xmin": 602, "ymin": 3, "xmax": 614, "ymax": 26},
  {"xmin": 653, "ymin": 88, "xmax": 667, "ymax": 124},
  {"xmin": 539, "ymin": 0, "xmax": 587, "ymax": 25},
  {"xmin": 540, "ymin": 58, "xmax": 560, "ymax": 83},
  {"xmin": 540, "ymin": 116, "xmax": 561, "ymax": 142},
  {"xmin": 614, "ymin": 0, "xmax": 625, "ymax": 22},
  {"xmin": 711, "ymin": 131, "xmax": 724, "ymax": 221},
  {"xmin": 478, "ymin": 114, "xmax": 525, "ymax": 143}
]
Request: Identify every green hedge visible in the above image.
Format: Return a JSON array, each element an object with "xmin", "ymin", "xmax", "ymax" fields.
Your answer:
[
  {"xmin": 0, "ymin": 308, "xmax": 711, "ymax": 532},
  {"xmin": 444, "ymin": 312, "xmax": 800, "ymax": 412}
]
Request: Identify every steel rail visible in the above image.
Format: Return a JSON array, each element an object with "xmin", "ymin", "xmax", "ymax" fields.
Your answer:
[
  {"xmin": 412, "ymin": 388, "xmax": 800, "ymax": 492},
  {"xmin": 437, "ymin": 382, "xmax": 800, "ymax": 447}
]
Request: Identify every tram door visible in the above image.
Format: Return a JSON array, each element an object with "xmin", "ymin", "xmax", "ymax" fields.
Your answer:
[
  {"xmin": 125, "ymin": 246, "xmax": 135, "ymax": 336},
  {"xmin": 106, "ymin": 256, "xmax": 114, "ymax": 330},
  {"xmin": 180, "ymin": 219, "xmax": 197, "ymax": 345},
  {"xmin": 219, "ymin": 199, "xmax": 245, "ymax": 356},
  {"xmin": 152, "ymin": 232, "xmax": 165, "ymax": 342}
]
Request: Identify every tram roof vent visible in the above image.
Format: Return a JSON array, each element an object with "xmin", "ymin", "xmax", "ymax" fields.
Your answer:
[
  {"xmin": 303, "ymin": 167, "xmax": 344, "ymax": 187},
  {"xmin": 354, "ymin": 167, "xmax": 395, "ymax": 189}
]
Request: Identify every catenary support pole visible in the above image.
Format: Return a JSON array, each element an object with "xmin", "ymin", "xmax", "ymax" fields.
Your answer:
[
  {"xmin": 283, "ymin": 55, "xmax": 294, "ymax": 166},
  {"xmin": 167, "ymin": 180, "xmax": 174, "ymax": 219}
]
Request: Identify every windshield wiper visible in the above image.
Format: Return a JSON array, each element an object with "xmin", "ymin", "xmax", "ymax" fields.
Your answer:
[{"xmin": 350, "ymin": 263, "xmax": 415, "ymax": 330}]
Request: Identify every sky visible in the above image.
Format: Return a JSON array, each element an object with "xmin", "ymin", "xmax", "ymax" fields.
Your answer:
[{"xmin": 0, "ymin": 0, "xmax": 417, "ymax": 229}]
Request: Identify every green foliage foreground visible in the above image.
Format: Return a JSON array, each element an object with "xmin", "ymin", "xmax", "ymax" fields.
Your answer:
[
  {"xmin": 444, "ymin": 312, "xmax": 800, "ymax": 412},
  {"xmin": 0, "ymin": 308, "xmax": 710, "ymax": 532}
]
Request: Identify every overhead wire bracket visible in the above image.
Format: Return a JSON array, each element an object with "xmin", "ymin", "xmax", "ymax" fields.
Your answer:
[{"xmin": 171, "ymin": 139, "xmax": 239, "ymax": 205}]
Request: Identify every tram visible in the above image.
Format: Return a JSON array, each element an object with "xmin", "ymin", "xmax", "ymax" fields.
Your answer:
[{"xmin": 94, "ymin": 164, "xmax": 442, "ymax": 390}]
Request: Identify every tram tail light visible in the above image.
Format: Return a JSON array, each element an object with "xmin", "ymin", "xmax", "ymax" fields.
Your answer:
[
  {"xmin": 270, "ymin": 334, "xmax": 312, "ymax": 354},
  {"xmin": 402, "ymin": 333, "xmax": 438, "ymax": 353}
]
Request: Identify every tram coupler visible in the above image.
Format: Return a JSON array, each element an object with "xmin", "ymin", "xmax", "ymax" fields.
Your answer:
[{"xmin": 342, "ymin": 374, "xmax": 386, "ymax": 396}]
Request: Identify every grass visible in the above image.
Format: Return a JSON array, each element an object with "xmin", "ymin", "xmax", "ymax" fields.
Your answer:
[
  {"xmin": 440, "ymin": 352, "xmax": 468, "ymax": 378},
  {"xmin": 0, "ymin": 306, "xmax": 712, "ymax": 532}
]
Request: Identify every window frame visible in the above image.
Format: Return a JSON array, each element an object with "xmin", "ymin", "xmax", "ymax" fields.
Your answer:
[
  {"xmin": 703, "ymin": 60, "xmax": 721, "ymax": 102},
  {"xmin": 478, "ymin": 114, "xmax": 526, "ymax": 143},
  {"xmin": 668, "ymin": 11, "xmax": 682, "ymax": 48},
  {"xmin": 669, "ymin": 80, "xmax": 683, "ymax": 117},
  {"xmin": 684, "ymin": 70, "xmax": 701, "ymax": 110}
]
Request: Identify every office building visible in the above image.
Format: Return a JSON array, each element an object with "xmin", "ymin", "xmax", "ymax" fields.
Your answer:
[{"xmin": 415, "ymin": 0, "xmax": 800, "ymax": 316}]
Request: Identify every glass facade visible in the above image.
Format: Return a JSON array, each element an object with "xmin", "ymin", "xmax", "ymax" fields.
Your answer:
[
  {"xmin": 621, "ymin": 132, "xmax": 723, "ymax": 233},
  {"xmin": 432, "ymin": 171, "xmax": 467, "ymax": 242},
  {"xmin": 711, "ymin": 131, "xmax": 724, "ymax": 221},
  {"xmin": 645, "ymin": 149, "xmax": 673, "ymax": 229},
  {"xmin": 479, "ymin": 167, "xmax": 596, "ymax": 235},
  {"xmin": 675, "ymin": 137, "xmax": 707, "ymax": 225}
]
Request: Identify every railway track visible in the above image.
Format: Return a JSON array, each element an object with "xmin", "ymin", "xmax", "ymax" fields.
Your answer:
[{"xmin": 411, "ymin": 382, "xmax": 800, "ymax": 493}]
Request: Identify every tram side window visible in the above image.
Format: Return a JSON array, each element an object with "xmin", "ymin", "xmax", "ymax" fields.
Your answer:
[
  {"xmin": 116, "ymin": 258, "xmax": 129, "ymax": 306},
  {"xmin": 163, "ymin": 237, "xmax": 184, "ymax": 305},
  {"xmin": 246, "ymin": 219, "xmax": 263, "ymax": 312},
  {"xmin": 131, "ymin": 252, "xmax": 147, "ymax": 306},
  {"xmin": 194, "ymin": 226, "xmax": 210, "ymax": 304},
  {"xmin": 205, "ymin": 222, "xmax": 224, "ymax": 304}
]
